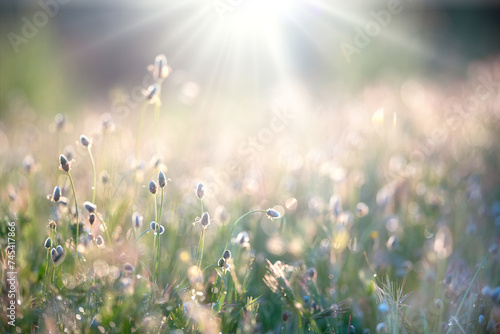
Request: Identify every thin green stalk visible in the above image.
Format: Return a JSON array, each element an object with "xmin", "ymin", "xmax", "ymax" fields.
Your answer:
[
  {"xmin": 446, "ymin": 250, "xmax": 491, "ymax": 334},
  {"xmin": 87, "ymin": 147, "xmax": 96, "ymax": 204},
  {"xmin": 67, "ymin": 171, "xmax": 79, "ymax": 257},
  {"xmin": 197, "ymin": 227, "xmax": 206, "ymax": 268}
]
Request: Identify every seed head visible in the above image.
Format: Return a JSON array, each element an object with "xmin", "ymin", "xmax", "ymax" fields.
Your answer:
[
  {"xmin": 200, "ymin": 212, "xmax": 210, "ymax": 227},
  {"xmin": 52, "ymin": 186, "xmax": 61, "ymax": 202},
  {"xmin": 223, "ymin": 250, "xmax": 231, "ymax": 260},
  {"xmin": 124, "ymin": 263, "xmax": 135, "ymax": 275},
  {"xmin": 232, "ymin": 231, "xmax": 250, "ymax": 248},
  {"xmin": 23, "ymin": 155, "xmax": 35, "ymax": 174},
  {"xmin": 266, "ymin": 208, "xmax": 280, "ymax": 220},
  {"xmin": 158, "ymin": 171, "xmax": 166, "ymax": 188},
  {"xmin": 59, "ymin": 154, "xmax": 70, "ymax": 172},
  {"xmin": 151, "ymin": 54, "xmax": 169, "ymax": 81},
  {"xmin": 100, "ymin": 113, "xmax": 115, "ymax": 133},
  {"xmin": 55, "ymin": 113, "xmax": 65, "ymax": 130},
  {"xmin": 307, "ymin": 268, "xmax": 317, "ymax": 279},
  {"xmin": 149, "ymin": 180, "xmax": 158, "ymax": 194},
  {"xmin": 434, "ymin": 298, "xmax": 443, "ymax": 310},
  {"xmin": 143, "ymin": 84, "xmax": 158, "ymax": 102},
  {"xmin": 80, "ymin": 134, "xmax": 92, "ymax": 148},
  {"xmin": 63, "ymin": 145, "xmax": 74, "ymax": 161},
  {"xmin": 196, "ymin": 183, "xmax": 205, "ymax": 200},
  {"xmin": 51, "ymin": 246, "xmax": 65, "ymax": 264},
  {"xmin": 96, "ymin": 235, "xmax": 104, "ymax": 247},
  {"xmin": 89, "ymin": 213, "xmax": 96, "ymax": 225},
  {"xmin": 218, "ymin": 258, "xmax": 225, "ymax": 268},
  {"xmin": 44, "ymin": 237, "xmax": 52, "ymax": 249},
  {"xmin": 355, "ymin": 202, "xmax": 369, "ymax": 218},
  {"xmin": 132, "ymin": 211, "xmax": 143, "ymax": 229},
  {"xmin": 84, "ymin": 201, "xmax": 97, "ymax": 213}
]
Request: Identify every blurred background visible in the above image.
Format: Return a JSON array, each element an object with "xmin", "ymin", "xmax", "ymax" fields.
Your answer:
[{"xmin": 1, "ymin": 0, "xmax": 500, "ymax": 119}]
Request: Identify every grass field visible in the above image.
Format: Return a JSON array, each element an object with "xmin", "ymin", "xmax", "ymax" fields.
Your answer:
[{"xmin": 1, "ymin": 2, "xmax": 500, "ymax": 333}]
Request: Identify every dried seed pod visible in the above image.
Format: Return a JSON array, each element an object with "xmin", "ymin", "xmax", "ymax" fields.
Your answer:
[
  {"xmin": 266, "ymin": 208, "xmax": 280, "ymax": 220},
  {"xmin": 196, "ymin": 183, "xmax": 205, "ymax": 200},
  {"xmin": 59, "ymin": 154, "xmax": 70, "ymax": 172},
  {"xmin": 80, "ymin": 135, "xmax": 92, "ymax": 148},
  {"xmin": 149, "ymin": 180, "xmax": 158, "ymax": 194}
]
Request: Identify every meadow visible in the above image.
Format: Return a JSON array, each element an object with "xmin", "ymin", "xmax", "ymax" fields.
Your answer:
[{"xmin": 1, "ymin": 30, "xmax": 500, "ymax": 334}]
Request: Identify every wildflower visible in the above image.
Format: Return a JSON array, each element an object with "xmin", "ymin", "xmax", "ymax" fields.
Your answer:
[
  {"xmin": 158, "ymin": 171, "xmax": 166, "ymax": 188},
  {"xmin": 196, "ymin": 183, "xmax": 205, "ymax": 200},
  {"xmin": 302, "ymin": 295, "xmax": 311, "ymax": 306},
  {"xmin": 96, "ymin": 235, "xmax": 104, "ymax": 247},
  {"xmin": 51, "ymin": 245, "xmax": 65, "ymax": 264},
  {"xmin": 149, "ymin": 180, "xmax": 157, "ymax": 194},
  {"xmin": 154, "ymin": 225, "xmax": 165, "ymax": 235},
  {"xmin": 84, "ymin": 201, "xmax": 97, "ymax": 213},
  {"xmin": 89, "ymin": 213, "xmax": 96, "ymax": 225},
  {"xmin": 482, "ymin": 285, "xmax": 492, "ymax": 297},
  {"xmin": 223, "ymin": 250, "xmax": 231, "ymax": 260},
  {"xmin": 63, "ymin": 145, "xmax": 74, "ymax": 161},
  {"xmin": 355, "ymin": 202, "xmax": 369, "ymax": 217},
  {"xmin": 218, "ymin": 257, "xmax": 229, "ymax": 270},
  {"xmin": 434, "ymin": 299, "xmax": 443, "ymax": 310},
  {"xmin": 266, "ymin": 208, "xmax": 280, "ymax": 220},
  {"xmin": 44, "ymin": 237, "xmax": 52, "ymax": 249},
  {"xmin": 200, "ymin": 212, "xmax": 210, "ymax": 227},
  {"xmin": 53, "ymin": 186, "xmax": 61, "ymax": 202},
  {"xmin": 59, "ymin": 154, "xmax": 71, "ymax": 172},
  {"xmin": 101, "ymin": 171, "xmax": 109, "ymax": 184},
  {"xmin": 132, "ymin": 211, "xmax": 143, "ymax": 229},
  {"xmin": 479, "ymin": 314, "xmax": 485, "ymax": 326},
  {"xmin": 23, "ymin": 155, "xmax": 35, "ymax": 173},
  {"xmin": 80, "ymin": 134, "xmax": 92, "ymax": 148},
  {"xmin": 123, "ymin": 263, "xmax": 135, "ymax": 275},
  {"xmin": 149, "ymin": 54, "xmax": 170, "ymax": 82},
  {"xmin": 232, "ymin": 231, "xmax": 250, "ymax": 248},
  {"xmin": 100, "ymin": 113, "xmax": 115, "ymax": 133}
]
